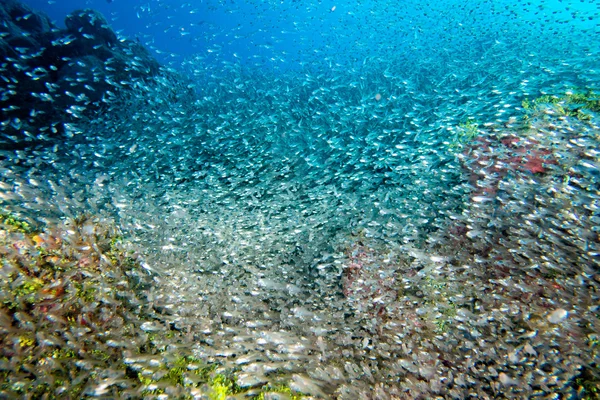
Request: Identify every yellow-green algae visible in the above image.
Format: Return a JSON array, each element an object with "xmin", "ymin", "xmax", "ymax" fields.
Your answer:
[
  {"xmin": 446, "ymin": 118, "xmax": 481, "ymax": 151},
  {"xmin": 454, "ymin": 89, "xmax": 600, "ymax": 151},
  {"xmin": 456, "ymin": 119, "xmax": 480, "ymax": 143},
  {"xmin": 522, "ymin": 89, "xmax": 600, "ymax": 121},
  {"xmin": 0, "ymin": 213, "xmax": 33, "ymax": 234},
  {"xmin": 256, "ymin": 384, "xmax": 305, "ymax": 400}
]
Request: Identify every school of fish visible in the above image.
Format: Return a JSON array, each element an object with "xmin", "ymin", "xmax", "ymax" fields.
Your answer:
[{"xmin": 0, "ymin": 0, "xmax": 599, "ymax": 398}]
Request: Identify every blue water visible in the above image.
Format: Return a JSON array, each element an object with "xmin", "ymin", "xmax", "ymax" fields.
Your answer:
[
  {"xmin": 3, "ymin": 0, "xmax": 600, "ymax": 397},
  {"xmin": 23, "ymin": 0, "xmax": 600, "ymax": 71}
]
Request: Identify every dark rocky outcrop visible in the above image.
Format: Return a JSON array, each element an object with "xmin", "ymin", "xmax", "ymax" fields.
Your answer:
[{"xmin": 0, "ymin": 1, "xmax": 161, "ymax": 149}]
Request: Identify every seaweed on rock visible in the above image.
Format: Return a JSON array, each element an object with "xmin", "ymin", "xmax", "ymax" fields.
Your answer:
[{"xmin": 0, "ymin": 214, "xmax": 245, "ymax": 398}]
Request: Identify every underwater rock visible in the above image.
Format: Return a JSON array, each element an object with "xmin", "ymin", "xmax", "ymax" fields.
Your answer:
[
  {"xmin": 0, "ymin": 0, "xmax": 53, "ymax": 35},
  {"xmin": 65, "ymin": 9, "xmax": 118, "ymax": 47},
  {"xmin": 0, "ymin": 1, "xmax": 161, "ymax": 149}
]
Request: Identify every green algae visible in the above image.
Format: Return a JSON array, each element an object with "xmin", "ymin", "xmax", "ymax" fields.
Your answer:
[
  {"xmin": 0, "ymin": 212, "xmax": 34, "ymax": 234},
  {"xmin": 208, "ymin": 373, "xmax": 240, "ymax": 400},
  {"xmin": 136, "ymin": 356, "xmax": 245, "ymax": 399},
  {"xmin": 13, "ymin": 277, "xmax": 44, "ymax": 301},
  {"xmin": 448, "ymin": 119, "xmax": 480, "ymax": 150},
  {"xmin": 256, "ymin": 384, "xmax": 305, "ymax": 400},
  {"xmin": 575, "ymin": 366, "xmax": 600, "ymax": 400},
  {"xmin": 458, "ymin": 119, "xmax": 480, "ymax": 141},
  {"xmin": 522, "ymin": 89, "xmax": 600, "ymax": 121}
]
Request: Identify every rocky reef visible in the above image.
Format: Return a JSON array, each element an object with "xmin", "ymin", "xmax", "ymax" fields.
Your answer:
[
  {"xmin": 0, "ymin": 0, "xmax": 161, "ymax": 149},
  {"xmin": 0, "ymin": 212, "xmax": 309, "ymax": 398}
]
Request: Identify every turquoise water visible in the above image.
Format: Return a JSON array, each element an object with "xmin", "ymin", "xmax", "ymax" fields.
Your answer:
[{"xmin": 2, "ymin": 0, "xmax": 599, "ymax": 397}]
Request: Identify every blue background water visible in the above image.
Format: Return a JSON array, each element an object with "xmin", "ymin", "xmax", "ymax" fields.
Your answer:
[{"xmin": 22, "ymin": 0, "xmax": 600, "ymax": 71}]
